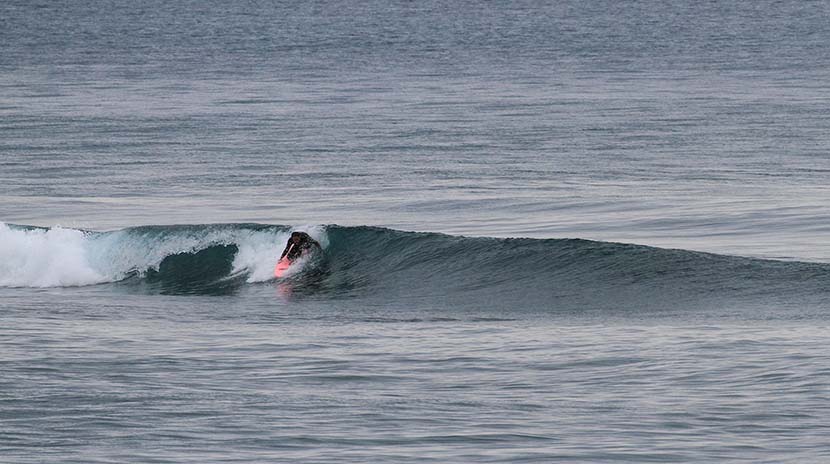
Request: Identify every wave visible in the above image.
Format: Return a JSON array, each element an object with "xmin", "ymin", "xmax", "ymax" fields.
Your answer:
[{"xmin": 2, "ymin": 222, "xmax": 829, "ymax": 309}]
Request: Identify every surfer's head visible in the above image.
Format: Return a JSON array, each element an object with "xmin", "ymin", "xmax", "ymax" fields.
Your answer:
[{"xmin": 290, "ymin": 231, "xmax": 303, "ymax": 243}]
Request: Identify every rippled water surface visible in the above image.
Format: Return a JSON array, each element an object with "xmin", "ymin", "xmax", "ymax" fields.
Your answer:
[
  {"xmin": 4, "ymin": 296, "xmax": 830, "ymax": 463},
  {"xmin": 3, "ymin": 0, "xmax": 830, "ymax": 462}
]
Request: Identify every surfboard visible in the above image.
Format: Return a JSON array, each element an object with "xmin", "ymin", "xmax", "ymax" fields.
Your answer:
[{"xmin": 274, "ymin": 257, "xmax": 292, "ymax": 278}]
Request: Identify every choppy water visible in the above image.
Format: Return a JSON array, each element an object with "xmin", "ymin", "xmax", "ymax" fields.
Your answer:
[{"xmin": 3, "ymin": 1, "xmax": 830, "ymax": 462}]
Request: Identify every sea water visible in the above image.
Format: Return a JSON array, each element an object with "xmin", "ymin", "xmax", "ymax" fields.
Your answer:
[{"xmin": 2, "ymin": 1, "xmax": 830, "ymax": 462}]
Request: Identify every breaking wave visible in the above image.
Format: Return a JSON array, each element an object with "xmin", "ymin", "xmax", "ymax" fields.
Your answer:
[{"xmin": 2, "ymin": 222, "xmax": 829, "ymax": 310}]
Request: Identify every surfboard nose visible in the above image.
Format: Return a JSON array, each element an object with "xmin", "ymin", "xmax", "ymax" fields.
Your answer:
[{"xmin": 274, "ymin": 257, "xmax": 291, "ymax": 278}]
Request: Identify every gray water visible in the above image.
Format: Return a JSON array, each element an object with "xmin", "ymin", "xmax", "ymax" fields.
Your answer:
[{"xmin": 2, "ymin": 1, "xmax": 830, "ymax": 462}]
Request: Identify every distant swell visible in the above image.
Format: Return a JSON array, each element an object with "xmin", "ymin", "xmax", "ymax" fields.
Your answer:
[{"xmin": 2, "ymin": 222, "xmax": 830, "ymax": 310}]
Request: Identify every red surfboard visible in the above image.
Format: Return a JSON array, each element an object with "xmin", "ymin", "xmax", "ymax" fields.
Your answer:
[{"xmin": 274, "ymin": 257, "xmax": 292, "ymax": 278}]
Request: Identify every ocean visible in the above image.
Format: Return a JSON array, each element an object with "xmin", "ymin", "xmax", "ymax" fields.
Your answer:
[{"xmin": 2, "ymin": 1, "xmax": 830, "ymax": 462}]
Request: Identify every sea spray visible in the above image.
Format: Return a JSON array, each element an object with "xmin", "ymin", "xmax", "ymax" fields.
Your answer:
[{"xmin": 0, "ymin": 223, "xmax": 106, "ymax": 287}]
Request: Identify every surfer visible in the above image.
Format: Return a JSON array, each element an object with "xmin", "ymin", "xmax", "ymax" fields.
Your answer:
[{"xmin": 279, "ymin": 231, "xmax": 321, "ymax": 263}]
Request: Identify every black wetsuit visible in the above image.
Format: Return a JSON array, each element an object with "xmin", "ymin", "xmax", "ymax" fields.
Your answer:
[{"xmin": 280, "ymin": 232, "xmax": 321, "ymax": 262}]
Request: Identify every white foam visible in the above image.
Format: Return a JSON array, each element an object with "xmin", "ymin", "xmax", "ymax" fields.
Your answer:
[
  {"xmin": 0, "ymin": 223, "xmax": 107, "ymax": 287},
  {"xmin": 233, "ymin": 225, "xmax": 327, "ymax": 282},
  {"xmin": 231, "ymin": 229, "xmax": 288, "ymax": 282}
]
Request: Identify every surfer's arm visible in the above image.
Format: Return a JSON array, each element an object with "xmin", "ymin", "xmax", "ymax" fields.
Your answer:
[{"xmin": 279, "ymin": 242, "xmax": 293, "ymax": 260}]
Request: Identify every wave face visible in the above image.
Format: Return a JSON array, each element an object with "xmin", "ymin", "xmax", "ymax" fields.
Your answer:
[{"xmin": 2, "ymin": 222, "xmax": 829, "ymax": 311}]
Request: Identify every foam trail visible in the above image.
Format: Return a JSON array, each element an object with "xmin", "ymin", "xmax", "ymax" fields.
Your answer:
[{"xmin": 0, "ymin": 223, "xmax": 106, "ymax": 287}]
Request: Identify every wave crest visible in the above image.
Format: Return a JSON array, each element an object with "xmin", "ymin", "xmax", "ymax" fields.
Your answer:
[{"xmin": 2, "ymin": 223, "xmax": 829, "ymax": 310}]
